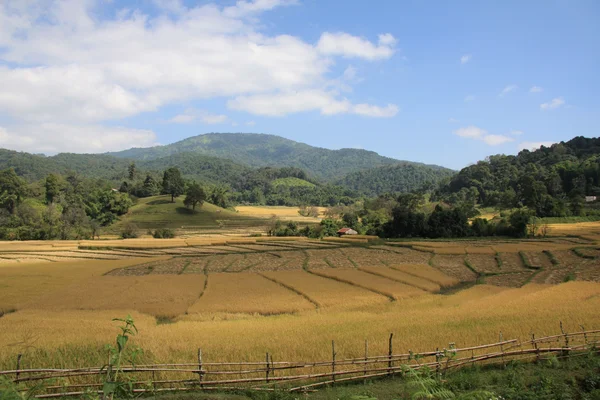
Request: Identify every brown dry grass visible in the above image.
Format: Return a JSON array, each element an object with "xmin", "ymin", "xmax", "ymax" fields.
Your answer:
[
  {"xmin": 359, "ymin": 266, "xmax": 441, "ymax": 292},
  {"xmin": 311, "ymin": 268, "xmax": 426, "ymax": 300},
  {"xmin": 0, "ymin": 258, "xmax": 157, "ymax": 311},
  {"xmin": 261, "ymin": 270, "xmax": 386, "ymax": 309},
  {"xmin": 431, "ymin": 254, "xmax": 478, "ymax": 281},
  {"xmin": 388, "ymin": 264, "xmax": 459, "ymax": 287},
  {"xmin": 187, "ymin": 272, "xmax": 315, "ymax": 314},
  {"xmin": 28, "ymin": 275, "xmax": 205, "ymax": 317}
]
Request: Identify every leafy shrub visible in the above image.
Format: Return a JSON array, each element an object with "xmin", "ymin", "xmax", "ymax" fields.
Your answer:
[
  {"xmin": 152, "ymin": 228, "xmax": 176, "ymax": 239},
  {"xmin": 120, "ymin": 222, "xmax": 139, "ymax": 239}
]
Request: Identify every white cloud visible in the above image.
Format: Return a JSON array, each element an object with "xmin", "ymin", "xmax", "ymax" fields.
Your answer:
[
  {"xmin": 453, "ymin": 125, "xmax": 514, "ymax": 146},
  {"xmin": 454, "ymin": 126, "xmax": 486, "ymax": 139},
  {"xmin": 540, "ymin": 97, "xmax": 565, "ymax": 110},
  {"xmin": 246, "ymin": 121, "xmax": 256, "ymax": 126},
  {"xmin": 0, "ymin": 124, "xmax": 157, "ymax": 154},
  {"xmin": 316, "ymin": 32, "xmax": 396, "ymax": 60},
  {"xmin": 483, "ymin": 134, "xmax": 514, "ymax": 146},
  {"xmin": 510, "ymin": 130, "xmax": 524, "ymax": 135},
  {"xmin": 464, "ymin": 95, "xmax": 475, "ymax": 102},
  {"xmin": 0, "ymin": 0, "xmax": 397, "ymax": 153},
  {"xmin": 530, "ymin": 86, "xmax": 543, "ymax": 93},
  {"xmin": 229, "ymin": 90, "xmax": 398, "ymax": 118},
  {"xmin": 460, "ymin": 54, "xmax": 471, "ymax": 64},
  {"xmin": 499, "ymin": 84, "xmax": 518, "ymax": 96},
  {"xmin": 518, "ymin": 141, "xmax": 556, "ymax": 151},
  {"xmin": 448, "ymin": 118, "xmax": 460, "ymax": 123},
  {"xmin": 169, "ymin": 109, "xmax": 228, "ymax": 124}
]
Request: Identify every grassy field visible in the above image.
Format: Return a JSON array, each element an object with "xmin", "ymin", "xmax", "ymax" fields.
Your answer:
[
  {"xmin": 112, "ymin": 195, "xmax": 270, "ymax": 234},
  {"xmin": 1, "ymin": 235, "xmax": 599, "ymax": 380}
]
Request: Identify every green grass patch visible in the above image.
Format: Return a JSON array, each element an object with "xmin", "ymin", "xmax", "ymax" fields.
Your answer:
[
  {"xmin": 538, "ymin": 215, "xmax": 600, "ymax": 223},
  {"xmin": 271, "ymin": 177, "xmax": 316, "ymax": 188},
  {"xmin": 495, "ymin": 252, "xmax": 503, "ymax": 269},
  {"xmin": 543, "ymin": 250, "xmax": 560, "ymax": 266},
  {"xmin": 519, "ymin": 251, "xmax": 542, "ymax": 270},
  {"xmin": 572, "ymin": 248, "xmax": 598, "ymax": 259}
]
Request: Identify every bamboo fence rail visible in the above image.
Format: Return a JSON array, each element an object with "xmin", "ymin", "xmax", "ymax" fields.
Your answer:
[{"xmin": 2, "ymin": 325, "xmax": 599, "ymax": 398}]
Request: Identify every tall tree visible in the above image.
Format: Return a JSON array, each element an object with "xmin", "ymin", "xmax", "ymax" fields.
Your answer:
[
  {"xmin": 45, "ymin": 173, "xmax": 63, "ymax": 204},
  {"xmin": 184, "ymin": 182, "xmax": 206, "ymax": 211},
  {"xmin": 128, "ymin": 162, "xmax": 136, "ymax": 180},
  {"xmin": 0, "ymin": 168, "xmax": 27, "ymax": 214},
  {"xmin": 162, "ymin": 167, "xmax": 185, "ymax": 203}
]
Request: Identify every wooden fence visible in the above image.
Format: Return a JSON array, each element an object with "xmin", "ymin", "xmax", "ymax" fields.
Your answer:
[{"xmin": 2, "ymin": 325, "xmax": 599, "ymax": 398}]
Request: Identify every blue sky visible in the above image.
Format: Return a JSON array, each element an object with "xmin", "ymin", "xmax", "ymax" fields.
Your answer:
[{"xmin": 0, "ymin": 0, "xmax": 598, "ymax": 169}]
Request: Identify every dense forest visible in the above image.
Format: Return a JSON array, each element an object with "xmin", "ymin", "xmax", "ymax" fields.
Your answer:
[
  {"xmin": 336, "ymin": 163, "xmax": 455, "ymax": 196},
  {"xmin": 107, "ymin": 133, "xmax": 452, "ymax": 182},
  {"xmin": 433, "ymin": 137, "xmax": 600, "ymax": 218}
]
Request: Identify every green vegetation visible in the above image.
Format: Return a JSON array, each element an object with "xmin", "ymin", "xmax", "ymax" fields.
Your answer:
[
  {"xmin": 108, "ymin": 133, "xmax": 418, "ymax": 181},
  {"xmin": 434, "ymin": 136, "xmax": 600, "ymax": 218},
  {"xmin": 272, "ymin": 177, "xmax": 316, "ymax": 188},
  {"xmin": 336, "ymin": 163, "xmax": 454, "ymax": 197},
  {"xmin": 112, "ymin": 195, "xmax": 264, "ymax": 232}
]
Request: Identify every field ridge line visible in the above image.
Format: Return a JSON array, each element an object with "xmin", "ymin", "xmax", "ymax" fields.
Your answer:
[
  {"xmin": 357, "ymin": 267, "xmax": 436, "ymax": 292},
  {"xmin": 257, "ymin": 273, "xmax": 320, "ymax": 309},
  {"xmin": 306, "ymin": 269, "xmax": 395, "ymax": 302}
]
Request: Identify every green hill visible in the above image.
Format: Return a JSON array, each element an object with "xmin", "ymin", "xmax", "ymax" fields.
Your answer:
[
  {"xmin": 434, "ymin": 136, "xmax": 600, "ymax": 218},
  {"xmin": 112, "ymin": 195, "xmax": 267, "ymax": 232},
  {"xmin": 336, "ymin": 163, "xmax": 455, "ymax": 196},
  {"xmin": 107, "ymin": 132, "xmax": 438, "ymax": 182}
]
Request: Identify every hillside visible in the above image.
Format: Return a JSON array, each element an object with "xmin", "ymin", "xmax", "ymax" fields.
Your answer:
[
  {"xmin": 336, "ymin": 163, "xmax": 455, "ymax": 196},
  {"xmin": 435, "ymin": 136, "xmax": 600, "ymax": 217},
  {"xmin": 112, "ymin": 195, "xmax": 268, "ymax": 233},
  {"xmin": 107, "ymin": 133, "xmax": 446, "ymax": 182}
]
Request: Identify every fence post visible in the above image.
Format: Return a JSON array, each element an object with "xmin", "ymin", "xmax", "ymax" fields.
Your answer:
[
  {"xmin": 269, "ymin": 354, "xmax": 274, "ymax": 380},
  {"xmin": 531, "ymin": 333, "xmax": 540, "ymax": 362},
  {"xmin": 435, "ymin": 348, "xmax": 440, "ymax": 377},
  {"xmin": 364, "ymin": 339, "xmax": 368, "ymax": 379},
  {"xmin": 197, "ymin": 348, "xmax": 203, "ymax": 387},
  {"xmin": 580, "ymin": 325, "xmax": 588, "ymax": 346},
  {"xmin": 499, "ymin": 331, "xmax": 505, "ymax": 367},
  {"xmin": 265, "ymin": 352, "xmax": 270, "ymax": 383},
  {"xmin": 331, "ymin": 340, "xmax": 336, "ymax": 384},
  {"xmin": 15, "ymin": 354, "xmax": 22, "ymax": 382},
  {"xmin": 388, "ymin": 333, "xmax": 394, "ymax": 376},
  {"xmin": 560, "ymin": 321, "xmax": 569, "ymax": 355}
]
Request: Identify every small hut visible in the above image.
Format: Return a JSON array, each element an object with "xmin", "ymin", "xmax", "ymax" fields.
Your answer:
[{"xmin": 337, "ymin": 227, "xmax": 358, "ymax": 237}]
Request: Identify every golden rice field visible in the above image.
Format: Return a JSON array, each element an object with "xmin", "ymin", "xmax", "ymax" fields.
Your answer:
[
  {"xmin": 1, "ymin": 235, "xmax": 599, "ymax": 371},
  {"xmin": 234, "ymin": 205, "xmax": 327, "ymax": 221}
]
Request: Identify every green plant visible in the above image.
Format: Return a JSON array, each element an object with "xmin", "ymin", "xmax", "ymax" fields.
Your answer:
[
  {"xmin": 102, "ymin": 315, "xmax": 144, "ymax": 400},
  {"xmin": 120, "ymin": 222, "xmax": 139, "ymax": 239},
  {"xmin": 152, "ymin": 228, "xmax": 176, "ymax": 239},
  {"xmin": 0, "ymin": 376, "xmax": 46, "ymax": 400}
]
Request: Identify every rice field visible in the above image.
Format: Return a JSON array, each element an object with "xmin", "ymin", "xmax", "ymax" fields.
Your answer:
[
  {"xmin": 187, "ymin": 273, "xmax": 315, "ymax": 315},
  {"xmin": 1, "ymin": 235, "xmax": 600, "ymax": 374},
  {"xmin": 1, "ymin": 282, "xmax": 599, "ymax": 371}
]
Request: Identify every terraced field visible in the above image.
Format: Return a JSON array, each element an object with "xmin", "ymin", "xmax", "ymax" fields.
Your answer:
[{"xmin": 1, "ymin": 235, "xmax": 599, "ymax": 374}]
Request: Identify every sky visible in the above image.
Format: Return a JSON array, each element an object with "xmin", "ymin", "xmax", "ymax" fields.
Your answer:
[{"xmin": 0, "ymin": 0, "xmax": 598, "ymax": 170}]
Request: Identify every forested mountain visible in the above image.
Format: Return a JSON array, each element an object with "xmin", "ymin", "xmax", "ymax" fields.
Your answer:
[
  {"xmin": 434, "ymin": 136, "xmax": 600, "ymax": 217},
  {"xmin": 107, "ymin": 133, "xmax": 443, "ymax": 181},
  {"xmin": 335, "ymin": 163, "xmax": 455, "ymax": 196}
]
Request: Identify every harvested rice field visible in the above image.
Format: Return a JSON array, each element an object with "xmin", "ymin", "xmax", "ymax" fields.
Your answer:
[
  {"xmin": 187, "ymin": 273, "xmax": 315, "ymax": 314},
  {"xmin": 1, "ymin": 236, "xmax": 600, "ymax": 375}
]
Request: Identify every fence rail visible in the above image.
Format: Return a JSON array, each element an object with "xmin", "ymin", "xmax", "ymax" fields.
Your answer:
[{"xmin": 3, "ymin": 325, "xmax": 599, "ymax": 398}]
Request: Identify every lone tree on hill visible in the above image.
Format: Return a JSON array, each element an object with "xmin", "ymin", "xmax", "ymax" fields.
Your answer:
[
  {"xmin": 162, "ymin": 167, "xmax": 185, "ymax": 203},
  {"xmin": 184, "ymin": 182, "xmax": 206, "ymax": 211}
]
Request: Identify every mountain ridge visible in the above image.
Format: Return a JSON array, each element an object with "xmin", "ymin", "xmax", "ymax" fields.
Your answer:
[{"xmin": 107, "ymin": 132, "xmax": 452, "ymax": 181}]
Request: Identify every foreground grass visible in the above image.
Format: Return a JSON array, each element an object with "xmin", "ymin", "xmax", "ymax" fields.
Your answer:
[
  {"xmin": 1, "ymin": 282, "xmax": 599, "ymax": 371},
  {"xmin": 141, "ymin": 353, "xmax": 600, "ymax": 400}
]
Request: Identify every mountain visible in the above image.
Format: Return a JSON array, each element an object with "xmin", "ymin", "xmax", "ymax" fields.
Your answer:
[
  {"xmin": 0, "ymin": 133, "xmax": 455, "ymax": 198},
  {"xmin": 336, "ymin": 163, "xmax": 455, "ymax": 196},
  {"xmin": 108, "ymin": 133, "xmax": 440, "ymax": 182}
]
